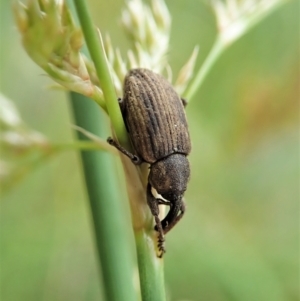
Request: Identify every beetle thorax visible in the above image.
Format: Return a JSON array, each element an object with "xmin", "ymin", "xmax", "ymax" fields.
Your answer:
[{"xmin": 148, "ymin": 154, "xmax": 190, "ymax": 202}]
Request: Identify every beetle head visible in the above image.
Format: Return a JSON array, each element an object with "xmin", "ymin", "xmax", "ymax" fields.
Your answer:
[{"xmin": 149, "ymin": 154, "xmax": 190, "ymax": 203}]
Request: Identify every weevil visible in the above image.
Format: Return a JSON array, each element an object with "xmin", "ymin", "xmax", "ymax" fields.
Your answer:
[{"xmin": 108, "ymin": 68, "xmax": 191, "ymax": 257}]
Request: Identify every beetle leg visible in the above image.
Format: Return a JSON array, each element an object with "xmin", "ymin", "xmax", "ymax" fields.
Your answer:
[
  {"xmin": 107, "ymin": 137, "xmax": 142, "ymax": 164},
  {"xmin": 117, "ymin": 97, "xmax": 126, "ymax": 112},
  {"xmin": 157, "ymin": 199, "xmax": 172, "ymax": 206},
  {"xmin": 163, "ymin": 200, "xmax": 186, "ymax": 235},
  {"xmin": 117, "ymin": 98, "xmax": 130, "ymax": 133},
  {"xmin": 147, "ymin": 184, "xmax": 166, "ymax": 257},
  {"xmin": 181, "ymin": 98, "xmax": 188, "ymax": 107}
]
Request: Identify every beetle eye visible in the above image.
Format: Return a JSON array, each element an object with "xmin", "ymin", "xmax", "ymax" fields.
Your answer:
[{"xmin": 132, "ymin": 155, "xmax": 139, "ymax": 163}]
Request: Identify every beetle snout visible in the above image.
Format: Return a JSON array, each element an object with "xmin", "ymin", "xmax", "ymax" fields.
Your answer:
[{"xmin": 161, "ymin": 192, "xmax": 182, "ymax": 204}]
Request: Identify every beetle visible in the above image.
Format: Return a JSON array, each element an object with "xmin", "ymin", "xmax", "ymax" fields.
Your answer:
[{"xmin": 108, "ymin": 68, "xmax": 191, "ymax": 257}]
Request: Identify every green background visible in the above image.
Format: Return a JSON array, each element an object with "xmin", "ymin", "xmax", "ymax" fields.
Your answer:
[{"xmin": 0, "ymin": 0, "xmax": 299, "ymax": 300}]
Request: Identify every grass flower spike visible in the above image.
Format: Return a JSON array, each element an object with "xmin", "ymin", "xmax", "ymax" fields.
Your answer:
[
  {"xmin": 13, "ymin": 0, "xmax": 105, "ymax": 108},
  {"xmin": 0, "ymin": 93, "xmax": 49, "ymax": 189},
  {"xmin": 104, "ymin": 0, "xmax": 198, "ymax": 97},
  {"xmin": 121, "ymin": 0, "xmax": 170, "ymax": 72},
  {"xmin": 184, "ymin": 0, "xmax": 288, "ymax": 100},
  {"xmin": 211, "ymin": 0, "xmax": 288, "ymax": 47},
  {"xmin": 0, "ymin": 93, "xmax": 48, "ymax": 154}
]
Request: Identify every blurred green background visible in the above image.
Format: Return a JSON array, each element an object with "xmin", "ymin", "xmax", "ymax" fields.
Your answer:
[{"xmin": 0, "ymin": 0, "xmax": 299, "ymax": 300}]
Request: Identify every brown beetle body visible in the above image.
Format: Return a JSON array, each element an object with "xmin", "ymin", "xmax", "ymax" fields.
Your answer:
[
  {"xmin": 108, "ymin": 68, "xmax": 191, "ymax": 257},
  {"xmin": 122, "ymin": 68, "xmax": 191, "ymax": 162}
]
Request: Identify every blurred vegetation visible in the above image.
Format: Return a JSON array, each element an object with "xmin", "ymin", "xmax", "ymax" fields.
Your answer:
[{"xmin": 0, "ymin": 0, "xmax": 299, "ymax": 301}]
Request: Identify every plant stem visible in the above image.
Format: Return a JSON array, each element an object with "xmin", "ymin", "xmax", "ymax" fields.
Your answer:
[
  {"xmin": 135, "ymin": 231, "xmax": 166, "ymax": 301},
  {"xmin": 184, "ymin": 0, "xmax": 287, "ymax": 102},
  {"xmin": 51, "ymin": 141, "xmax": 111, "ymax": 152},
  {"xmin": 72, "ymin": 2, "xmax": 167, "ymax": 300},
  {"xmin": 73, "ymin": 0, "xmax": 128, "ymax": 146},
  {"xmin": 184, "ymin": 37, "xmax": 223, "ymax": 101},
  {"xmin": 70, "ymin": 92, "xmax": 138, "ymax": 301}
]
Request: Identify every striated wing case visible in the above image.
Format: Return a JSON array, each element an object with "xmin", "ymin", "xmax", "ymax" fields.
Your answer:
[{"xmin": 122, "ymin": 68, "xmax": 191, "ymax": 163}]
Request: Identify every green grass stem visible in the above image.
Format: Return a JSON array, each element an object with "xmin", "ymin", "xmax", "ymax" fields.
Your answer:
[
  {"xmin": 73, "ymin": 0, "xmax": 128, "ymax": 147},
  {"xmin": 184, "ymin": 0, "xmax": 286, "ymax": 101},
  {"xmin": 184, "ymin": 38, "xmax": 223, "ymax": 101},
  {"xmin": 70, "ymin": 92, "xmax": 139, "ymax": 301},
  {"xmin": 135, "ymin": 231, "xmax": 166, "ymax": 301},
  {"xmin": 71, "ymin": 2, "xmax": 167, "ymax": 300}
]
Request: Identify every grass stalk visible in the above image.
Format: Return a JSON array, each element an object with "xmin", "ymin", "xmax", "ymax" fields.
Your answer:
[
  {"xmin": 135, "ymin": 231, "xmax": 166, "ymax": 301},
  {"xmin": 183, "ymin": 38, "xmax": 223, "ymax": 101},
  {"xmin": 71, "ymin": 2, "xmax": 167, "ymax": 300},
  {"xmin": 51, "ymin": 141, "xmax": 113, "ymax": 152},
  {"xmin": 70, "ymin": 92, "xmax": 138, "ymax": 301},
  {"xmin": 73, "ymin": 0, "xmax": 128, "ymax": 147}
]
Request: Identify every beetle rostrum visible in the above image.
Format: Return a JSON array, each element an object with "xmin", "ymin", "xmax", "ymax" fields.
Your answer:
[{"xmin": 108, "ymin": 68, "xmax": 191, "ymax": 257}]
